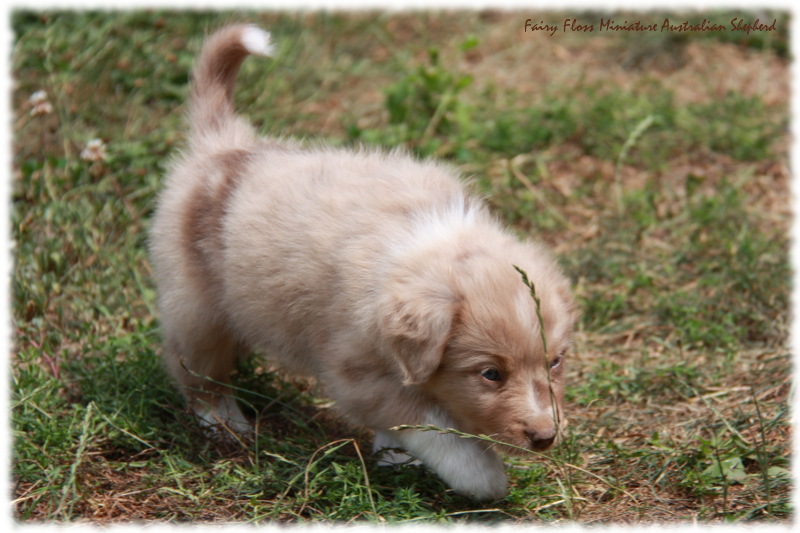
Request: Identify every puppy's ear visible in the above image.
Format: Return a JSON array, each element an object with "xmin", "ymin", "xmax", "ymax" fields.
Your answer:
[{"xmin": 380, "ymin": 280, "xmax": 459, "ymax": 386}]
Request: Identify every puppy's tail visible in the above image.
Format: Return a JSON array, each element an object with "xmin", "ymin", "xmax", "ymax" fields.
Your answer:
[{"xmin": 188, "ymin": 24, "xmax": 274, "ymax": 145}]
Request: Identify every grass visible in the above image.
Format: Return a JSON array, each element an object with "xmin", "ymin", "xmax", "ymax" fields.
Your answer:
[{"xmin": 11, "ymin": 9, "xmax": 791, "ymax": 525}]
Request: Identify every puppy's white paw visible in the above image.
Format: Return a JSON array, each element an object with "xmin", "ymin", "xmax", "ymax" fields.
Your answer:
[
  {"xmin": 375, "ymin": 448, "xmax": 423, "ymax": 467},
  {"xmin": 194, "ymin": 394, "xmax": 252, "ymax": 435},
  {"xmin": 396, "ymin": 428, "xmax": 508, "ymax": 501},
  {"xmin": 385, "ymin": 411, "xmax": 510, "ymax": 501},
  {"xmin": 373, "ymin": 430, "xmax": 423, "ymax": 466},
  {"xmin": 445, "ymin": 446, "xmax": 508, "ymax": 502}
]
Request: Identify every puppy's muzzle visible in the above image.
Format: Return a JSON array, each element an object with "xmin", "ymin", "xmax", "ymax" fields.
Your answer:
[{"xmin": 525, "ymin": 427, "xmax": 557, "ymax": 451}]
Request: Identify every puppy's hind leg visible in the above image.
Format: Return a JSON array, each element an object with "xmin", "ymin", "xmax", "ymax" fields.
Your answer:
[{"xmin": 162, "ymin": 314, "xmax": 251, "ymax": 434}]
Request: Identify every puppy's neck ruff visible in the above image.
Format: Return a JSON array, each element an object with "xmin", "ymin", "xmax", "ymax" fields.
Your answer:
[{"xmin": 388, "ymin": 194, "xmax": 489, "ymax": 261}]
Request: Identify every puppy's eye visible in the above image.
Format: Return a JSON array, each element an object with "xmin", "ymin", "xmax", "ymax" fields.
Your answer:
[
  {"xmin": 549, "ymin": 355, "xmax": 563, "ymax": 370},
  {"xmin": 481, "ymin": 368, "xmax": 502, "ymax": 382}
]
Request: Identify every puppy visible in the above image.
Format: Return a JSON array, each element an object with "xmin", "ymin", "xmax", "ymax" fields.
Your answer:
[{"xmin": 150, "ymin": 24, "xmax": 577, "ymax": 502}]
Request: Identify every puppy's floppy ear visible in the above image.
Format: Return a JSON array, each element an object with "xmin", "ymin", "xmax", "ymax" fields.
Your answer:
[{"xmin": 380, "ymin": 277, "xmax": 459, "ymax": 386}]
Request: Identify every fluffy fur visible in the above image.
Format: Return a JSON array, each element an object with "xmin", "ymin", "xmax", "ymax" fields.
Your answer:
[{"xmin": 150, "ymin": 24, "xmax": 577, "ymax": 501}]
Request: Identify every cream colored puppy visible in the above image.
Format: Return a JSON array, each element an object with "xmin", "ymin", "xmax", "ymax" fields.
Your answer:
[{"xmin": 150, "ymin": 24, "xmax": 577, "ymax": 501}]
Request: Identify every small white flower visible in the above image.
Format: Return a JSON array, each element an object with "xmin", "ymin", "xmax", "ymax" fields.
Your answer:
[
  {"xmin": 80, "ymin": 138, "xmax": 107, "ymax": 162},
  {"xmin": 29, "ymin": 90, "xmax": 53, "ymax": 116},
  {"xmin": 29, "ymin": 90, "xmax": 48, "ymax": 104}
]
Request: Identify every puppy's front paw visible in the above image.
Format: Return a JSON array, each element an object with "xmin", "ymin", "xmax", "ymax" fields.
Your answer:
[
  {"xmin": 388, "ymin": 423, "xmax": 509, "ymax": 501},
  {"xmin": 373, "ymin": 430, "xmax": 423, "ymax": 466},
  {"xmin": 446, "ymin": 447, "xmax": 508, "ymax": 502},
  {"xmin": 375, "ymin": 448, "xmax": 423, "ymax": 467}
]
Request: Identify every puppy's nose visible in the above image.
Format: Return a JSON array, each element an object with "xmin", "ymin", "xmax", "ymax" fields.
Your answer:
[{"xmin": 525, "ymin": 428, "xmax": 557, "ymax": 451}]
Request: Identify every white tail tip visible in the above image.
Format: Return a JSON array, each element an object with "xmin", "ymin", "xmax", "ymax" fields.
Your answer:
[{"xmin": 241, "ymin": 26, "xmax": 274, "ymax": 57}]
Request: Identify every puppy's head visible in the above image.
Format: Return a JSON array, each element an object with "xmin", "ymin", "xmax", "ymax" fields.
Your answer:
[{"xmin": 381, "ymin": 240, "xmax": 577, "ymax": 454}]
